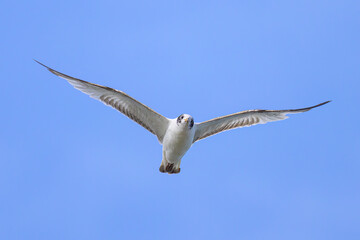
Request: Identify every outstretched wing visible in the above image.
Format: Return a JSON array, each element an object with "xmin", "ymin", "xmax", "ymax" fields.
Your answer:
[
  {"xmin": 36, "ymin": 60, "xmax": 170, "ymax": 143},
  {"xmin": 193, "ymin": 101, "xmax": 330, "ymax": 142}
]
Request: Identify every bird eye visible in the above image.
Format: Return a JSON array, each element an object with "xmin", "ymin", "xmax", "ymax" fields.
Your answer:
[{"xmin": 177, "ymin": 115, "xmax": 183, "ymax": 124}]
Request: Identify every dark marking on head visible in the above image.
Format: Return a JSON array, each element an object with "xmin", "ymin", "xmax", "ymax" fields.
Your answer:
[
  {"xmin": 177, "ymin": 114, "xmax": 184, "ymax": 125},
  {"xmin": 189, "ymin": 118, "xmax": 194, "ymax": 128}
]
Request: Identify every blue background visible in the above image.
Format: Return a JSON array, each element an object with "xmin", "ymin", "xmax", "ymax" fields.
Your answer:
[{"xmin": 1, "ymin": 1, "xmax": 359, "ymax": 239}]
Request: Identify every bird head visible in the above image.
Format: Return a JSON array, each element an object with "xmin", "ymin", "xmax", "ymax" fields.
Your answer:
[{"xmin": 177, "ymin": 114, "xmax": 194, "ymax": 129}]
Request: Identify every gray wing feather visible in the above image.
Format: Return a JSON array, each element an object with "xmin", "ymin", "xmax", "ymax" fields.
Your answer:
[
  {"xmin": 193, "ymin": 101, "xmax": 330, "ymax": 142},
  {"xmin": 36, "ymin": 60, "xmax": 170, "ymax": 143}
]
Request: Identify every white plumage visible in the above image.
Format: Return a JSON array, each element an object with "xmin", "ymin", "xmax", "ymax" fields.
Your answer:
[{"xmin": 36, "ymin": 60, "xmax": 330, "ymax": 174}]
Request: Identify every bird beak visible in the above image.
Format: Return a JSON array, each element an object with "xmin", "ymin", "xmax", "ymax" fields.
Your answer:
[{"xmin": 184, "ymin": 117, "xmax": 189, "ymax": 123}]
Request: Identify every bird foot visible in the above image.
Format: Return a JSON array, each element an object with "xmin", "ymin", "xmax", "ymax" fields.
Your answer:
[
  {"xmin": 170, "ymin": 168, "xmax": 181, "ymax": 174},
  {"xmin": 159, "ymin": 165, "xmax": 166, "ymax": 173},
  {"xmin": 158, "ymin": 163, "xmax": 181, "ymax": 174},
  {"xmin": 165, "ymin": 163, "xmax": 174, "ymax": 172}
]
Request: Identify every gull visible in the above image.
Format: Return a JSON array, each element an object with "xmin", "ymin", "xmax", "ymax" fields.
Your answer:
[{"xmin": 36, "ymin": 60, "xmax": 330, "ymax": 174}]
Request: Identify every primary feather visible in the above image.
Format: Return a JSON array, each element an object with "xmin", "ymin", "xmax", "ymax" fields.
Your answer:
[{"xmin": 193, "ymin": 101, "xmax": 330, "ymax": 142}]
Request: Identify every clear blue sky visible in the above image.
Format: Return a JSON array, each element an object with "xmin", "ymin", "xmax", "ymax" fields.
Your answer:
[{"xmin": 1, "ymin": 1, "xmax": 359, "ymax": 239}]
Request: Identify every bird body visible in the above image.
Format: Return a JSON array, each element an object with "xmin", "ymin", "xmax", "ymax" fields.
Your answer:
[
  {"xmin": 161, "ymin": 115, "xmax": 195, "ymax": 173},
  {"xmin": 36, "ymin": 60, "xmax": 330, "ymax": 174}
]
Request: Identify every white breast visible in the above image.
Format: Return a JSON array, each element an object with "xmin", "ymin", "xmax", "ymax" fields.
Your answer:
[{"xmin": 162, "ymin": 119, "xmax": 195, "ymax": 163}]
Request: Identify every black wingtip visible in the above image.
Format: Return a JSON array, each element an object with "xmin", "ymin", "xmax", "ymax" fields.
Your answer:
[
  {"xmin": 34, "ymin": 59, "xmax": 51, "ymax": 69},
  {"xmin": 34, "ymin": 59, "xmax": 62, "ymax": 77},
  {"xmin": 285, "ymin": 100, "xmax": 331, "ymax": 113},
  {"xmin": 300, "ymin": 100, "xmax": 331, "ymax": 112},
  {"xmin": 311, "ymin": 100, "xmax": 331, "ymax": 109}
]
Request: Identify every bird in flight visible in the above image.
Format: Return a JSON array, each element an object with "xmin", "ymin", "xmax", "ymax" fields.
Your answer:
[{"xmin": 36, "ymin": 60, "xmax": 330, "ymax": 174}]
